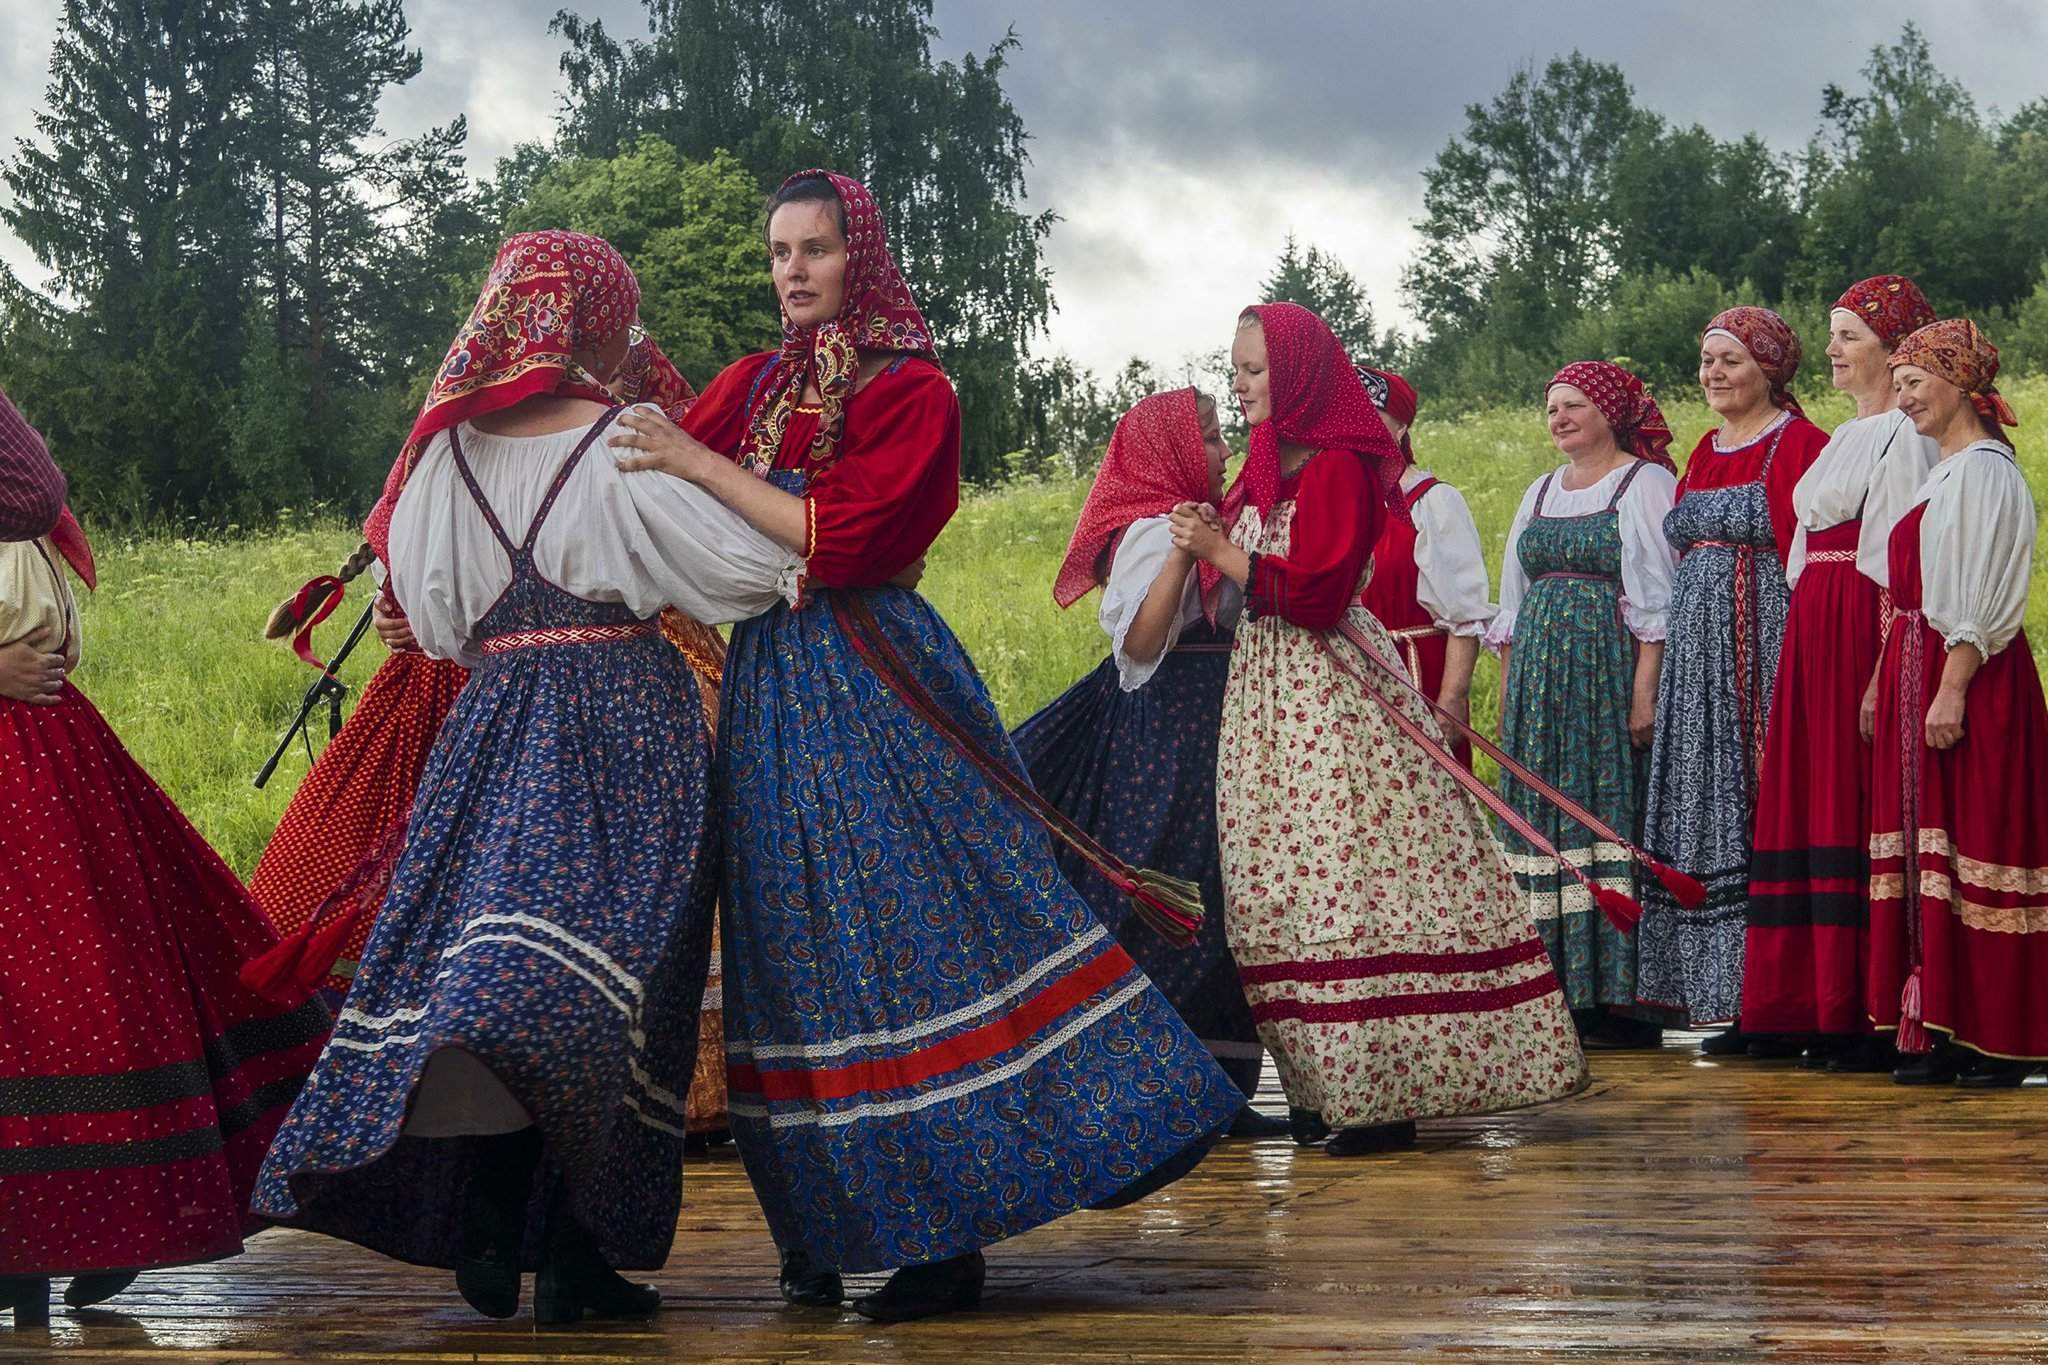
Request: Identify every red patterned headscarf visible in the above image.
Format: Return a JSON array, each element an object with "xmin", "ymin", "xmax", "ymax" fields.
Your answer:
[
  {"xmin": 1052, "ymin": 388, "xmax": 1211, "ymax": 608},
  {"xmin": 1702, "ymin": 306, "xmax": 1804, "ymax": 418},
  {"xmin": 1547, "ymin": 361, "xmax": 1676, "ymax": 475},
  {"xmin": 748, "ymin": 169, "xmax": 938, "ymax": 473},
  {"xmin": 364, "ymin": 231, "xmax": 667, "ymax": 562},
  {"xmin": 1228, "ymin": 303, "xmax": 1405, "ymax": 522},
  {"xmin": 1890, "ymin": 319, "xmax": 2018, "ymax": 430},
  {"xmin": 1356, "ymin": 366, "xmax": 1419, "ymax": 463},
  {"xmin": 1833, "ymin": 275, "xmax": 1936, "ymax": 352}
]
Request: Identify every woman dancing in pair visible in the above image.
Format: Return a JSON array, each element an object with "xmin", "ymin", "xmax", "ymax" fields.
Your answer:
[
  {"xmin": 253, "ymin": 232, "xmax": 801, "ymax": 1325},
  {"xmin": 1013, "ymin": 388, "xmax": 1284, "ymax": 1139},
  {"xmin": 612, "ymin": 170, "xmax": 1241, "ymax": 1322},
  {"xmin": 1167, "ymin": 303, "xmax": 1586, "ymax": 1158}
]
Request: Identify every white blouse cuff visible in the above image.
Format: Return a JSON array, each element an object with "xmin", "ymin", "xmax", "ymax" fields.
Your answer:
[
  {"xmin": 1621, "ymin": 600, "xmax": 1668, "ymax": 643},
  {"xmin": 1483, "ymin": 613, "xmax": 1517, "ymax": 651},
  {"xmin": 1943, "ymin": 625, "xmax": 2000, "ymax": 659}
]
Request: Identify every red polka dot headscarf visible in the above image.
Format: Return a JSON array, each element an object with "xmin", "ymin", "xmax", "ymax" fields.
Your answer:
[
  {"xmin": 1229, "ymin": 302, "xmax": 1405, "ymax": 521},
  {"xmin": 1051, "ymin": 387, "xmax": 1211, "ymax": 608}
]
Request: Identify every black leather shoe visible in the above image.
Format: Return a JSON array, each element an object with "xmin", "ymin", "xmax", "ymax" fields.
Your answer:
[
  {"xmin": 852, "ymin": 1251, "xmax": 985, "ymax": 1323},
  {"xmin": 63, "ymin": 1270, "xmax": 139, "ymax": 1309},
  {"xmin": 1226, "ymin": 1106, "xmax": 1292, "ymax": 1139},
  {"xmin": 777, "ymin": 1248, "xmax": 843, "ymax": 1307},
  {"xmin": 1581, "ymin": 1013, "xmax": 1664, "ymax": 1051},
  {"xmin": 1956, "ymin": 1057, "xmax": 2036, "ymax": 1089},
  {"xmin": 2, "ymin": 1278, "xmax": 49, "ymax": 1329},
  {"xmin": 1326, "ymin": 1121, "xmax": 1417, "ymax": 1157},
  {"xmin": 1288, "ymin": 1107, "xmax": 1330, "ymax": 1147},
  {"xmin": 454, "ymin": 1128, "xmax": 540, "ymax": 1319},
  {"xmin": 1745, "ymin": 1033, "xmax": 1809, "ymax": 1060},
  {"xmin": 1698, "ymin": 1027, "xmax": 1751, "ymax": 1056},
  {"xmin": 1893, "ymin": 1047, "xmax": 1965, "ymax": 1086},
  {"xmin": 1826, "ymin": 1037, "xmax": 1898, "ymax": 1074},
  {"xmin": 534, "ymin": 1199, "xmax": 659, "ymax": 1326}
]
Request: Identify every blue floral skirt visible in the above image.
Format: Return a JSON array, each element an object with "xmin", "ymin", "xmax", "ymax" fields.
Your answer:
[
  {"xmin": 252, "ymin": 636, "xmax": 716, "ymax": 1271},
  {"xmin": 718, "ymin": 587, "xmax": 1241, "ymax": 1273}
]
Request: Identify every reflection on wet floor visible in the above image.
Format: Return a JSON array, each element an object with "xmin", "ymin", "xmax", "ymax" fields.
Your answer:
[{"xmin": 7, "ymin": 1041, "xmax": 2046, "ymax": 1362}]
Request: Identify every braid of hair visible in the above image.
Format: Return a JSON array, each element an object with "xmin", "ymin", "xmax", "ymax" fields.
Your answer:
[{"xmin": 264, "ymin": 541, "xmax": 376, "ymax": 641}]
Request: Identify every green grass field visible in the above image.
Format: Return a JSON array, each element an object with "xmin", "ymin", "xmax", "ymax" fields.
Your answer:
[{"xmin": 68, "ymin": 378, "xmax": 2048, "ymax": 878}]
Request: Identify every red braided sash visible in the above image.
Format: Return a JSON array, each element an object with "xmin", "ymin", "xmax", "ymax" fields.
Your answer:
[{"xmin": 1688, "ymin": 538, "xmax": 1765, "ymax": 804}]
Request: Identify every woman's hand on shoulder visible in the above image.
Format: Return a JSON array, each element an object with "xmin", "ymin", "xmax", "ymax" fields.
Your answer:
[{"xmin": 611, "ymin": 405, "xmax": 723, "ymax": 484}]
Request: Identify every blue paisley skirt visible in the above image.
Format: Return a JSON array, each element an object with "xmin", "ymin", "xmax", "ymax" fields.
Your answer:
[
  {"xmin": 252, "ymin": 636, "xmax": 717, "ymax": 1271},
  {"xmin": 718, "ymin": 586, "xmax": 1241, "ymax": 1273},
  {"xmin": 1011, "ymin": 635, "xmax": 1262, "ymax": 1096}
]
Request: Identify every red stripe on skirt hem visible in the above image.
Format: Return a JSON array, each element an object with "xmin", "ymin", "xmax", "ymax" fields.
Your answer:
[
  {"xmin": 728, "ymin": 943, "xmax": 1138, "ymax": 1103},
  {"xmin": 1250, "ymin": 969, "xmax": 1561, "ymax": 1025},
  {"xmin": 1237, "ymin": 935, "xmax": 1550, "ymax": 987}
]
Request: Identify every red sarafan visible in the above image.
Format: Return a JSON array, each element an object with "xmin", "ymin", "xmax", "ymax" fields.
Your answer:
[{"xmin": 0, "ymin": 511, "xmax": 327, "ymax": 1285}]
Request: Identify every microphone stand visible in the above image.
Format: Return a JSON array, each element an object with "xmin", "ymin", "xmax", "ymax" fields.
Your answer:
[{"xmin": 253, "ymin": 598, "xmax": 377, "ymax": 789}]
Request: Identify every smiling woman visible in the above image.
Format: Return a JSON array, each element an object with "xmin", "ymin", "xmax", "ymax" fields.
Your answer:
[
  {"xmin": 1636, "ymin": 307, "xmax": 1830, "ymax": 1048},
  {"xmin": 1740, "ymin": 277, "xmax": 1940, "ymax": 1068}
]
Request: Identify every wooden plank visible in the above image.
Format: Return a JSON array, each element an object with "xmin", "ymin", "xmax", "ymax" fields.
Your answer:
[{"xmin": 5, "ymin": 1041, "xmax": 2047, "ymax": 1362}]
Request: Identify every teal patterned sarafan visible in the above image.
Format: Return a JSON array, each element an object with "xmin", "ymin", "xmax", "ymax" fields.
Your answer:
[{"xmin": 1498, "ymin": 465, "xmax": 1649, "ymax": 1009}]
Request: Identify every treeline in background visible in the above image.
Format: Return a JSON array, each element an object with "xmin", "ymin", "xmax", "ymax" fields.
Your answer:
[{"xmin": 1, "ymin": 6, "xmax": 2043, "ymax": 528}]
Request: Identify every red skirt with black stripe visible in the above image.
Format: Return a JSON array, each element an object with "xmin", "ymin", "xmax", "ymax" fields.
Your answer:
[
  {"xmin": 0, "ymin": 685, "xmax": 329, "ymax": 1276},
  {"xmin": 1868, "ymin": 618, "xmax": 2048, "ymax": 1058},
  {"xmin": 1743, "ymin": 522, "xmax": 1883, "ymax": 1034}
]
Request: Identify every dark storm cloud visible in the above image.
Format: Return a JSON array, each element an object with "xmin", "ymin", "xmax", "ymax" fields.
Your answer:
[{"xmin": 4, "ymin": 0, "xmax": 2045, "ymax": 371}]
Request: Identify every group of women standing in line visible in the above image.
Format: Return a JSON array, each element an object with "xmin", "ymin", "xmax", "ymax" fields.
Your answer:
[{"xmin": 1020, "ymin": 271, "xmax": 2048, "ymax": 1177}]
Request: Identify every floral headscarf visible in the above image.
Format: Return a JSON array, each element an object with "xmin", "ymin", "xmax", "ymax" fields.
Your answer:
[
  {"xmin": 1356, "ymin": 365, "xmax": 1419, "ymax": 463},
  {"xmin": 364, "ymin": 231, "xmax": 673, "ymax": 562},
  {"xmin": 1832, "ymin": 275, "xmax": 1936, "ymax": 351},
  {"xmin": 1890, "ymin": 319, "xmax": 2018, "ymax": 429},
  {"xmin": 1702, "ymin": 306, "xmax": 1804, "ymax": 418},
  {"xmin": 747, "ymin": 169, "xmax": 938, "ymax": 473}
]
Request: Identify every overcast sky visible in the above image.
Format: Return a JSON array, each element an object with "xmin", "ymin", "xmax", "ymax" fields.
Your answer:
[{"xmin": 2, "ymin": 2, "xmax": 2044, "ymax": 377}]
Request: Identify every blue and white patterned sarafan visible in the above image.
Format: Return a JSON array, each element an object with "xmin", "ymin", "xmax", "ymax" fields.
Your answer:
[
  {"xmin": 718, "ymin": 473, "xmax": 1242, "ymax": 1275},
  {"xmin": 254, "ymin": 417, "xmax": 717, "ymax": 1272}
]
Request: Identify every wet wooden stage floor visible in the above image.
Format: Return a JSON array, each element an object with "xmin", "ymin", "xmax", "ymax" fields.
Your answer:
[{"xmin": 9, "ymin": 1040, "xmax": 2048, "ymax": 1363}]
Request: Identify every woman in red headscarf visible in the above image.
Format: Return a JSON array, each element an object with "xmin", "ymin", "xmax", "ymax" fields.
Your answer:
[
  {"xmin": 1741, "ymin": 278, "xmax": 1942, "ymax": 1070},
  {"xmin": 0, "ymin": 392, "xmax": 328, "ymax": 1327},
  {"xmin": 1868, "ymin": 319, "xmax": 2048, "ymax": 1085},
  {"xmin": 1490, "ymin": 361, "xmax": 1680, "ymax": 1049},
  {"xmin": 1166, "ymin": 303, "xmax": 1585, "ymax": 1161},
  {"xmin": 1356, "ymin": 366, "xmax": 1493, "ymax": 765},
  {"xmin": 1636, "ymin": 307, "xmax": 1829, "ymax": 1050},
  {"xmin": 608, "ymin": 172, "xmax": 1240, "ymax": 1323},
  {"xmin": 1009, "ymin": 388, "xmax": 1282, "ymax": 1139},
  {"xmin": 253, "ymin": 232, "xmax": 804, "ymax": 1326},
  {"xmin": 246, "ymin": 308, "xmax": 706, "ymax": 1004}
]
